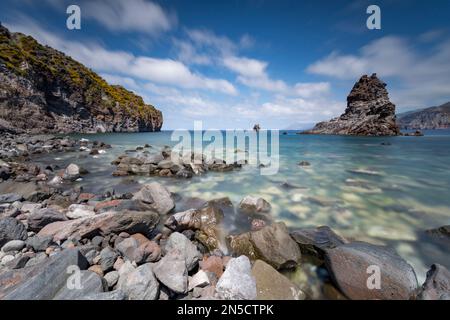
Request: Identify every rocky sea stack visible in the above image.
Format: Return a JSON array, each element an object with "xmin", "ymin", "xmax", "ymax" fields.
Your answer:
[
  {"xmin": 0, "ymin": 24, "xmax": 162, "ymax": 134},
  {"xmin": 304, "ymin": 74, "xmax": 400, "ymax": 136}
]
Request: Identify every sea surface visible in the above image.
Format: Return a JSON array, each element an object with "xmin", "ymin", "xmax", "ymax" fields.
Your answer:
[{"xmin": 34, "ymin": 129, "xmax": 450, "ymax": 297}]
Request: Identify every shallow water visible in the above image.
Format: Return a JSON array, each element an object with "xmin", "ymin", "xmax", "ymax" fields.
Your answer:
[{"xmin": 34, "ymin": 130, "xmax": 450, "ymax": 292}]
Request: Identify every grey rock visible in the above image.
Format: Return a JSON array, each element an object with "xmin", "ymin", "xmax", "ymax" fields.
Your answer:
[
  {"xmin": 324, "ymin": 241, "xmax": 418, "ymax": 300},
  {"xmin": 0, "ymin": 248, "xmax": 89, "ymax": 300},
  {"xmin": 54, "ymin": 271, "xmax": 105, "ymax": 300},
  {"xmin": 1, "ymin": 239, "xmax": 26, "ymax": 252},
  {"xmin": 118, "ymin": 263, "xmax": 159, "ymax": 300},
  {"xmin": 165, "ymin": 232, "xmax": 201, "ymax": 271},
  {"xmin": 26, "ymin": 235, "xmax": 53, "ymax": 252},
  {"xmin": 104, "ymin": 271, "xmax": 119, "ymax": 289},
  {"xmin": 27, "ymin": 208, "xmax": 67, "ymax": 232},
  {"xmin": 25, "ymin": 252, "xmax": 48, "ymax": 267},
  {"xmin": 153, "ymin": 250, "xmax": 188, "ymax": 294},
  {"xmin": 99, "ymin": 246, "xmax": 118, "ymax": 272},
  {"xmin": 0, "ymin": 217, "xmax": 28, "ymax": 247},
  {"xmin": 238, "ymin": 196, "xmax": 271, "ymax": 214},
  {"xmin": 216, "ymin": 256, "xmax": 257, "ymax": 300},
  {"xmin": 116, "ymin": 237, "xmax": 140, "ymax": 262},
  {"xmin": 418, "ymin": 264, "xmax": 450, "ymax": 300},
  {"xmin": 0, "ymin": 193, "xmax": 23, "ymax": 204},
  {"xmin": 132, "ymin": 182, "xmax": 175, "ymax": 215},
  {"xmin": 5, "ymin": 254, "xmax": 30, "ymax": 269},
  {"xmin": 76, "ymin": 290, "xmax": 126, "ymax": 300}
]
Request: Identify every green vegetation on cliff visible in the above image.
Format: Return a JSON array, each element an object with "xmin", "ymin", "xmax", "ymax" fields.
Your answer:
[{"xmin": 0, "ymin": 24, "xmax": 162, "ymax": 127}]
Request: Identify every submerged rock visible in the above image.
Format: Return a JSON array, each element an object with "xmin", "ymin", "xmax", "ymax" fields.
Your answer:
[
  {"xmin": 324, "ymin": 242, "xmax": 418, "ymax": 300},
  {"xmin": 252, "ymin": 260, "xmax": 305, "ymax": 300},
  {"xmin": 228, "ymin": 222, "xmax": 301, "ymax": 270}
]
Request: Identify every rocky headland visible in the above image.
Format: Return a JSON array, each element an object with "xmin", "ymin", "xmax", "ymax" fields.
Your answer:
[
  {"xmin": 397, "ymin": 102, "xmax": 450, "ymax": 130},
  {"xmin": 303, "ymin": 74, "xmax": 400, "ymax": 136},
  {"xmin": 0, "ymin": 24, "xmax": 162, "ymax": 134}
]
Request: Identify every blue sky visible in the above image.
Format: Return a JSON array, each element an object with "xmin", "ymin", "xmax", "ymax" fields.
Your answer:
[{"xmin": 1, "ymin": 0, "xmax": 450, "ymax": 129}]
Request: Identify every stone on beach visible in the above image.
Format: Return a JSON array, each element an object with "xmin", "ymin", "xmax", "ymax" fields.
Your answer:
[
  {"xmin": 1, "ymin": 239, "xmax": 26, "ymax": 252},
  {"xmin": 228, "ymin": 222, "xmax": 301, "ymax": 269},
  {"xmin": 118, "ymin": 263, "xmax": 159, "ymax": 300},
  {"xmin": 252, "ymin": 259, "xmax": 305, "ymax": 300},
  {"xmin": 324, "ymin": 241, "xmax": 418, "ymax": 300},
  {"xmin": 0, "ymin": 217, "xmax": 28, "ymax": 247},
  {"xmin": 63, "ymin": 163, "xmax": 81, "ymax": 181},
  {"xmin": 164, "ymin": 232, "xmax": 201, "ymax": 271},
  {"xmin": 153, "ymin": 249, "xmax": 188, "ymax": 294},
  {"xmin": 132, "ymin": 182, "xmax": 175, "ymax": 215},
  {"xmin": 38, "ymin": 210, "xmax": 159, "ymax": 241},
  {"xmin": 66, "ymin": 204, "xmax": 96, "ymax": 219},
  {"xmin": 53, "ymin": 270, "xmax": 105, "ymax": 300},
  {"xmin": 418, "ymin": 264, "xmax": 450, "ymax": 300},
  {"xmin": 27, "ymin": 208, "xmax": 67, "ymax": 232},
  {"xmin": 216, "ymin": 255, "xmax": 257, "ymax": 300}
]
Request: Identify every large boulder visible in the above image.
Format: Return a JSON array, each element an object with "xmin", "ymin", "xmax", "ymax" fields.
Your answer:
[
  {"xmin": 324, "ymin": 242, "xmax": 418, "ymax": 300},
  {"xmin": 0, "ymin": 217, "xmax": 28, "ymax": 247},
  {"xmin": 0, "ymin": 248, "xmax": 89, "ymax": 299},
  {"xmin": 132, "ymin": 182, "xmax": 175, "ymax": 214},
  {"xmin": 417, "ymin": 264, "xmax": 450, "ymax": 300},
  {"xmin": 252, "ymin": 260, "xmax": 305, "ymax": 300},
  {"xmin": 216, "ymin": 256, "xmax": 257, "ymax": 300},
  {"xmin": 228, "ymin": 222, "xmax": 301, "ymax": 269},
  {"xmin": 38, "ymin": 210, "xmax": 159, "ymax": 241},
  {"xmin": 303, "ymin": 74, "xmax": 400, "ymax": 136}
]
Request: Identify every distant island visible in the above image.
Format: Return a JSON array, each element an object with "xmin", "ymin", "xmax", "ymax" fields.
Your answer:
[
  {"xmin": 397, "ymin": 102, "xmax": 450, "ymax": 130},
  {"xmin": 0, "ymin": 24, "xmax": 162, "ymax": 134}
]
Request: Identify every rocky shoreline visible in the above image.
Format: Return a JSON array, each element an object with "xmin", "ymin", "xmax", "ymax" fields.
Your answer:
[{"xmin": 0, "ymin": 133, "xmax": 449, "ymax": 300}]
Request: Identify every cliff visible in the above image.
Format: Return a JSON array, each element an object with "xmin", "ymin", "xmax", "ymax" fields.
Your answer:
[
  {"xmin": 303, "ymin": 74, "xmax": 400, "ymax": 136},
  {"xmin": 397, "ymin": 102, "xmax": 450, "ymax": 130},
  {"xmin": 0, "ymin": 24, "xmax": 162, "ymax": 134}
]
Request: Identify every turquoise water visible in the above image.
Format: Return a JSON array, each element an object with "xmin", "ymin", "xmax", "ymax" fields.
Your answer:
[{"xmin": 35, "ymin": 130, "xmax": 450, "ymax": 287}]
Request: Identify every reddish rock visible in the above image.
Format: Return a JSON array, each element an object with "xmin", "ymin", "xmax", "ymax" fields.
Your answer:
[
  {"xmin": 94, "ymin": 199, "xmax": 122, "ymax": 212},
  {"xmin": 88, "ymin": 265, "xmax": 104, "ymax": 276},
  {"xmin": 78, "ymin": 193, "xmax": 96, "ymax": 201},
  {"xmin": 200, "ymin": 256, "xmax": 224, "ymax": 278},
  {"xmin": 131, "ymin": 233, "xmax": 150, "ymax": 246},
  {"xmin": 251, "ymin": 219, "xmax": 266, "ymax": 231}
]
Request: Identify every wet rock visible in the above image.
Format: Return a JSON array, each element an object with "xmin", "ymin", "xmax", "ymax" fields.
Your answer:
[
  {"xmin": 425, "ymin": 225, "xmax": 450, "ymax": 242},
  {"xmin": 0, "ymin": 248, "xmax": 89, "ymax": 299},
  {"xmin": 165, "ymin": 204, "xmax": 224, "ymax": 251},
  {"xmin": 165, "ymin": 232, "xmax": 201, "ymax": 271},
  {"xmin": 118, "ymin": 263, "xmax": 159, "ymax": 300},
  {"xmin": 38, "ymin": 210, "xmax": 159, "ymax": 241},
  {"xmin": 238, "ymin": 196, "xmax": 271, "ymax": 215},
  {"xmin": 1, "ymin": 239, "xmax": 26, "ymax": 252},
  {"xmin": 63, "ymin": 163, "xmax": 80, "ymax": 181},
  {"xmin": 66, "ymin": 204, "xmax": 95, "ymax": 219},
  {"xmin": 290, "ymin": 226, "xmax": 348, "ymax": 259},
  {"xmin": 132, "ymin": 182, "xmax": 175, "ymax": 215},
  {"xmin": 26, "ymin": 235, "xmax": 54, "ymax": 252},
  {"xmin": 153, "ymin": 250, "xmax": 188, "ymax": 294},
  {"xmin": 216, "ymin": 256, "xmax": 256, "ymax": 300},
  {"xmin": 27, "ymin": 208, "xmax": 67, "ymax": 232},
  {"xmin": 228, "ymin": 222, "xmax": 301, "ymax": 269},
  {"xmin": 252, "ymin": 260, "xmax": 305, "ymax": 300},
  {"xmin": 298, "ymin": 161, "xmax": 311, "ymax": 166},
  {"xmin": 54, "ymin": 271, "xmax": 105, "ymax": 300},
  {"xmin": 324, "ymin": 242, "xmax": 418, "ymax": 300},
  {"xmin": 418, "ymin": 264, "xmax": 450, "ymax": 300},
  {"xmin": 0, "ymin": 217, "xmax": 28, "ymax": 247}
]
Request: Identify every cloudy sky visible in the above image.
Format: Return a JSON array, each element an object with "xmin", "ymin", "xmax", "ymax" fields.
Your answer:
[{"xmin": 1, "ymin": 0, "xmax": 450, "ymax": 129}]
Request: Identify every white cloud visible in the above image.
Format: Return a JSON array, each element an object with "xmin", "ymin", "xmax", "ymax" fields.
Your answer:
[
  {"xmin": 5, "ymin": 19, "xmax": 237, "ymax": 95},
  {"xmin": 307, "ymin": 35, "xmax": 450, "ymax": 108},
  {"xmin": 83, "ymin": 0, "xmax": 176, "ymax": 34},
  {"xmin": 223, "ymin": 56, "xmax": 267, "ymax": 78},
  {"xmin": 293, "ymin": 82, "xmax": 330, "ymax": 98}
]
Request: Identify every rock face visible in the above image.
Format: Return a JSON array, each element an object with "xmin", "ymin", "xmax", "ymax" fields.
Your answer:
[
  {"xmin": 0, "ymin": 24, "xmax": 162, "ymax": 134},
  {"xmin": 304, "ymin": 74, "xmax": 400, "ymax": 136},
  {"xmin": 398, "ymin": 102, "xmax": 450, "ymax": 130},
  {"xmin": 324, "ymin": 242, "xmax": 418, "ymax": 300}
]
